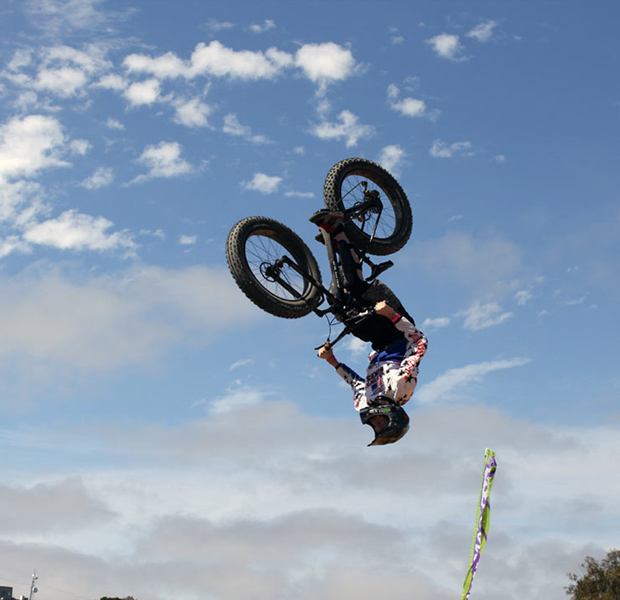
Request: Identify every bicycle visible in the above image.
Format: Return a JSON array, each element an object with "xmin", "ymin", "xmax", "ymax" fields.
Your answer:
[{"xmin": 226, "ymin": 157, "xmax": 413, "ymax": 349}]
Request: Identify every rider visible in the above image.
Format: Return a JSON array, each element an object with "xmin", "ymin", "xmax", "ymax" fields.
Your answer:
[
  {"xmin": 311, "ymin": 210, "xmax": 428, "ymax": 446},
  {"xmin": 318, "ymin": 300, "xmax": 427, "ymax": 446}
]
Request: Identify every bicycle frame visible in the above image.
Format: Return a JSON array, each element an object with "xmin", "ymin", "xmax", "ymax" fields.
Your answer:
[{"xmin": 264, "ymin": 193, "xmax": 394, "ymax": 346}]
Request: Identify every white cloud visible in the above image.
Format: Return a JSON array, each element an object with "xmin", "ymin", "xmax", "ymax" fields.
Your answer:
[
  {"xmin": 416, "ymin": 357, "xmax": 531, "ymax": 404},
  {"xmin": 311, "ymin": 110, "xmax": 374, "ymax": 147},
  {"xmin": 208, "ymin": 383, "xmax": 268, "ymax": 415},
  {"xmin": 188, "ymin": 41, "xmax": 292, "ymax": 80},
  {"xmin": 458, "ymin": 301, "xmax": 514, "ymax": 331},
  {"xmin": 378, "ymin": 144, "xmax": 406, "ymax": 174},
  {"xmin": 315, "ymin": 96, "xmax": 332, "ymax": 118},
  {"xmin": 430, "ymin": 139, "xmax": 474, "ymax": 158},
  {"xmin": 0, "ymin": 264, "xmax": 256, "ymax": 370},
  {"xmin": 229, "ymin": 359, "xmax": 253, "ymax": 372},
  {"xmin": 295, "ymin": 42, "xmax": 357, "ymax": 86},
  {"xmin": 242, "ymin": 173, "xmax": 283, "ymax": 194},
  {"xmin": 0, "ymin": 477, "xmax": 114, "ymax": 533},
  {"xmin": 4, "ymin": 399, "xmax": 615, "ymax": 600},
  {"xmin": 391, "ymin": 96, "xmax": 427, "ymax": 117},
  {"xmin": 5, "ymin": 48, "xmax": 33, "ymax": 72},
  {"xmin": 133, "ymin": 141, "xmax": 192, "ymax": 183},
  {"xmin": 565, "ymin": 295, "xmax": 588, "ymax": 306},
  {"xmin": 414, "ymin": 232, "xmax": 523, "ymax": 296},
  {"xmin": 387, "ymin": 83, "xmax": 429, "ymax": 118},
  {"xmin": 12, "ymin": 90, "xmax": 39, "ymax": 112},
  {"xmin": 222, "ymin": 114, "xmax": 270, "ymax": 144},
  {"xmin": 0, "ymin": 114, "xmax": 74, "ymax": 230},
  {"xmin": 414, "ymin": 231, "xmax": 525, "ymax": 300},
  {"xmin": 23, "ymin": 209, "xmax": 136, "ymax": 252},
  {"xmin": 3, "ymin": 44, "xmax": 112, "ymax": 99},
  {"xmin": 123, "ymin": 51, "xmax": 187, "ymax": 79},
  {"xmin": 343, "ymin": 336, "xmax": 370, "ymax": 357},
  {"xmin": 284, "ymin": 191, "xmax": 314, "ymax": 199},
  {"xmin": 250, "ymin": 19, "xmax": 276, "ymax": 33},
  {"xmin": 387, "ymin": 84, "xmax": 440, "ymax": 121},
  {"xmin": 173, "ymin": 97, "xmax": 212, "ymax": 128},
  {"xmin": 95, "ymin": 73, "xmax": 126, "ymax": 91},
  {"xmin": 2, "ymin": 396, "xmax": 620, "ymax": 600},
  {"xmin": 2, "ymin": 171, "xmax": 137, "ymax": 264},
  {"xmin": 421, "ymin": 316, "xmax": 451, "ymax": 329},
  {"xmin": 427, "ymin": 33, "xmax": 465, "ymax": 61},
  {"xmin": 34, "ymin": 66, "xmax": 88, "ymax": 96},
  {"xmin": 0, "ymin": 179, "xmax": 46, "ymax": 229},
  {"xmin": 105, "ymin": 118, "xmax": 125, "ymax": 130},
  {"xmin": 23, "ymin": 0, "xmax": 118, "ymax": 33},
  {"xmin": 515, "ymin": 290, "xmax": 533, "ymax": 305},
  {"xmin": 140, "ymin": 228, "xmax": 165, "ymax": 240},
  {"xmin": 0, "ymin": 114, "xmax": 69, "ymax": 181},
  {"xmin": 121, "ymin": 41, "xmax": 355, "ymax": 95},
  {"xmin": 0, "ymin": 235, "xmax": 31, "ymax": 258},
  {"xmin": 80, "ymin": 166, "xmax": 114, "ymax": 190},
  {"xmin": 467, "ymin": 20, "xmax": 498, "ymax": 42},
  {"xmin": 205, "ymin": 19, "xmax": 235, "ymax": 32},
  {"xmin": 69, "ymin": 138, "xmax": 90, "ymax": 155},
  {"xmin": 179, "ymin": 235, "xmax": 197, "ymax": 246},
  {"xmin": 42, "ymin": 45, "xmax": 108, "ymax": 73},
  {"xmin": 123, "ymin": 78, "xmax": 160, "ymax": 106}
]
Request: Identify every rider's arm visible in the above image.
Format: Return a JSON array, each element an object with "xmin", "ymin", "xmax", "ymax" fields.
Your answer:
[
  {"xmin": 394, "ymin": 316, "xmax": 428, "ymax": 374},
  {"xmin": 335, "ymin": 362, "xmax": 366, "ymax": 411},
  {"xmin": 376, "ymin": 301, "xmax": 428, "ymax": 370},
  {"xmin": 318, "ymin": 344, "xmax": 366, "ymax": 411}
]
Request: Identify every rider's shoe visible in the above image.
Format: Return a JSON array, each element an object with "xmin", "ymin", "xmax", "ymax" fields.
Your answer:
[{"xmin": 309, "ymin": 209, "xmax": 344, "ymax": 232}]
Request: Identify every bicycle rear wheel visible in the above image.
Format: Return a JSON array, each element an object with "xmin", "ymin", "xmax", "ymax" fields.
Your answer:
[
  {"xmin": 226, "ymin": 216, "xmax": 323, "ymax": 319},
  {"xmin": 323, "ymin": 158, "xmax": 412, "ymax": 255}
]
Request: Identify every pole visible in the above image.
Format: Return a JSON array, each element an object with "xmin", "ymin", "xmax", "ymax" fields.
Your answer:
[{"xmin": 29, "ymin": 571, "xmax": 38, "ymax": 600}]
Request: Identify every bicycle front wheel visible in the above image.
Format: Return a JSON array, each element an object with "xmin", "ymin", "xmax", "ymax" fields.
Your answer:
[{"xmin": 226, "ymin": 216, "xmax": 323, "ymax": 319}]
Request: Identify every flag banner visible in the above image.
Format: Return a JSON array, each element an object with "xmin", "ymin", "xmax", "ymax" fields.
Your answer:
[{"xmin": 461, "ymin": 448, "xmax": 497, "ymax": 600}]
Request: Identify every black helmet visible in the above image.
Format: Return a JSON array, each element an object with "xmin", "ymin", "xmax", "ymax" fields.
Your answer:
[{"xmin": 359, "ymin": 399, "xmax": 410, "ymax": 446}]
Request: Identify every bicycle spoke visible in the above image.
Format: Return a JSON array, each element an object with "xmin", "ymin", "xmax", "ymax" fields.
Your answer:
[
  {"xmin": 245, "ymin": 233, "xmax": 308, "ymax": 300},
  {"xmin": 340, "ymin": 175, "xmax": 397, "ymax": 241}
]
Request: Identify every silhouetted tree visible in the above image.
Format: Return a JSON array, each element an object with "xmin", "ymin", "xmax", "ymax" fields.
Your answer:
[
  {"xmin": 100, "ymin": 596, "xmax": 137, "ymax": 600},
  {"xmin": 566, "ymin": 549, "xmax": 620, "ymax": 599}
]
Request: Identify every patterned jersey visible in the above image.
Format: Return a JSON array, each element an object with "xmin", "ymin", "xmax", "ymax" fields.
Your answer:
[{"xmin": 335, "ymin": 315, "xmax": 428, "ymax": 412}]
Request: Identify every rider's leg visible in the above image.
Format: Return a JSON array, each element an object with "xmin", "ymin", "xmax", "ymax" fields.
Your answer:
[
  {"xmin": 361, "ymin": 280, "xmax": 416, "ymax": 326},
  {"xmin": 335, "ymin": 233, "xmax": 367, "ymax": 295},
  {"xmin": 309, "ymin": 209, "xmax": 368, "ymax": 294},
  {"xmin": 355, "ymin": 280, "xmax": 417, "ymax": 350}
]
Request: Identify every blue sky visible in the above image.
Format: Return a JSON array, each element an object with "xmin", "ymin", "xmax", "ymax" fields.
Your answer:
[{"xmin": 1, "ymin": 1, "xmax": 619, "ymax": 599}]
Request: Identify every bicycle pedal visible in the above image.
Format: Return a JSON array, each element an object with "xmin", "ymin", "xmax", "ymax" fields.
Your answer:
[{"xmin": 366, "ymin": 260, "xmax": 394, "ymax": 281}]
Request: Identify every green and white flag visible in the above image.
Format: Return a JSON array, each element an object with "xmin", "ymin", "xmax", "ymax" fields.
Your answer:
[{"xmin": 461, "ymin": 448, "xmax": 497, "ymax": 600}]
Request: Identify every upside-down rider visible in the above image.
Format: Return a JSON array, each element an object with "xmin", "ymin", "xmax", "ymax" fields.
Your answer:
[{"xmin": 311, "ymin": 209, "xmax": 428, "ymax": 446}]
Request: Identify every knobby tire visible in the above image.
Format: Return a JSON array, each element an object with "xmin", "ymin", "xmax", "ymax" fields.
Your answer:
[
  {"xmin": 226, "ymin": 216, "xmax": 323, "ymax": 319},
  {"xmin": 323, "ymin": 157, "xmax": 412, "ymax": 256}
]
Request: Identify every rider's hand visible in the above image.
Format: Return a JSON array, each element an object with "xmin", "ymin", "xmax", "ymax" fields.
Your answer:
[
  {"xmin": 375, "ymin": 300, "xmax": 398, "ymax": 320},
  {"xmin": 318, "ymin": 344, "xmax": 339, "ymax": 367},
  {"xmin": 318, "ymin": 344, "xmax": 334, "ymax": 360}
]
